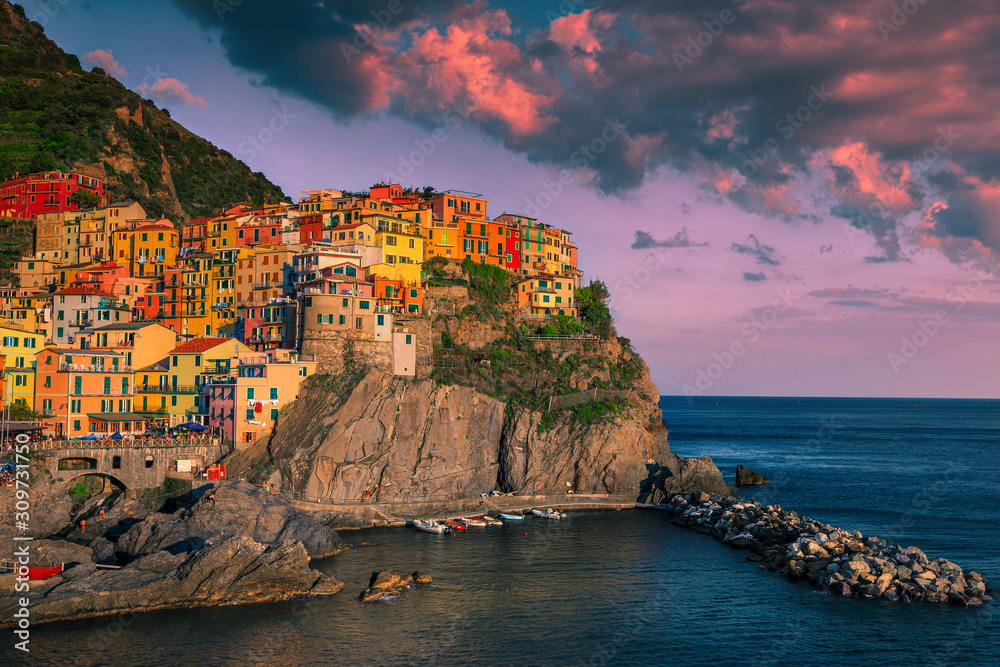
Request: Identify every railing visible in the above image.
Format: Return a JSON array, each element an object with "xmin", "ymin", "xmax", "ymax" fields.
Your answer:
[
  {"xmin": 59, "ymin": 363, "xmax": 134, "ymax": 373},
  {"xmin": 36, "ymin": 436, "xmax": 223, "ymax": 450},
  {"xmin": 69, "ymin": 388, "xmax": 134, "ymax": 397},
  {"xmin": 136, "ymin": 384, "xmax": 201, "ymax": 394}
]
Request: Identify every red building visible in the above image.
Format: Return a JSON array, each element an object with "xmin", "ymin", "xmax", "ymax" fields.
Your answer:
[
  {"xmin": 0, "ymin": 172, "xmax": 105, "ymax": 220},
  {"xmin": 297, "ymin": 214, "xmax": 324, "ymax": 244}
]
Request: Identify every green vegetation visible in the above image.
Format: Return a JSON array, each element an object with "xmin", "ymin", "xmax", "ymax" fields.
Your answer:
[
  {"xmin": 7, "ymin": 400, "xmax": 38, "ymax": 421},
  {"xmin": 68, "ymin": 477, "xmax": 99, "ymax": 500},
  {"xmin": 576, "ymin": 280, "xmax": 614, "ymax": 338},
  {"xmin": 69, "ymin": 188, "xmax": 101, "ymax": 209},
  {"xmin": 0, "ymin": 217, "xmax": 33, "ymax": 285},
  {"xmin": 0, "ymin": 4, "xmax": 288, "ymax": 222}
]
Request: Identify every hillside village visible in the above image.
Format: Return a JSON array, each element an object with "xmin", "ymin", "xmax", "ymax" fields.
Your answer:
[{"xmin": 0, "ymin": 172, "xmax": 586, "ymax": 449}]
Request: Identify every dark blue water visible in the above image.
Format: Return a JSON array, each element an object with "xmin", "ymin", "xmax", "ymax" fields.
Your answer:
[{"xmin": 9, "ymin": 397, "xmax": 999, "ymax": 666}]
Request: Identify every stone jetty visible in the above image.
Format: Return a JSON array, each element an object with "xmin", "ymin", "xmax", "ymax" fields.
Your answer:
[{"xmin": 659, "ymin": 492, "xmax": 991, "ymax": 605}]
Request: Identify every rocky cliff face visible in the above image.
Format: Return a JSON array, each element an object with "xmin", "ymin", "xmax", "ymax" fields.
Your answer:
[{"xmin": 231, "ymin": 366, "xmax": 731, "ymax": 503}]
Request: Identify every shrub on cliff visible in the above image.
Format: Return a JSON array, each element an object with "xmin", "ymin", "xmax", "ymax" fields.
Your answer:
[{"xmin": 577, "ymin": 280, "xmax": 614, "ymax": 338}]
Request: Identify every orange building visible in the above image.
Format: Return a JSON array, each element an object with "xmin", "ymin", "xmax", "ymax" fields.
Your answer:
[{"xmin": 35, "ymin": 348, "xmax": 137, "ymax": 438}]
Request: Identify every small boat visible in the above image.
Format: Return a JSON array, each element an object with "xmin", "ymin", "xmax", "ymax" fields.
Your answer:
[
  {"xmin": 460, "ymin": 517, "xmax": 488, "ymax": 528},
  {"xmin": 531, "ymin": 508, "xmax": 566, "ymax": 519},
  {"xmin": 500, "ymin": 512, "xmax": 524, "ymax": 521},
  {"xmin": 478, "ymin": 515, "xmax": 503, "ymax": 526},
  {"xmin": 445, "ymin": 519, "xmax": 466, "ymax": 531},
  {"xmin": 413, "ymin": 519, "xmax": 450, "ymax": 534}
]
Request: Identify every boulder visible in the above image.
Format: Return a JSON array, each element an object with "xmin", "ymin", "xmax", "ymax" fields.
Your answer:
[
  {"xmin": 358, "ymin": 569, "xmax": 432, "ymax": 603},
  {"xmin": 736, "ymin": 465, "xmax": 769, "ymax": 486},
  {"xmin": 0, "ymin": 536, "xmax": 342, "ymax": 627},
  {"xmin": 115, "ymin": 481, "xmax": 342, "ymax": 561}
]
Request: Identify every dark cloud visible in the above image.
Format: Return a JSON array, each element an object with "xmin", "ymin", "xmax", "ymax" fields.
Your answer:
[
  {"xmin": 810, "ymin": 287, "xmax": 893, "ymax": 299},
  {"xmin": 172, "ymin": 0, "xmax": 1000, "ymax": 262},
  {"xmin": 743, "ymin": 272, "xmax": 767, "ymax": 282},
  {"xmin": 631, "ymin": 228, "xmax": 708, "ymax": 249},
  {"xmin": 819, "ymin": 244, "xmax": 833, "ymax": 254},
  {"xmin": 731, "ymin": 234, "xmax": 780, "ymax": 265},
  {"xmin": 829, "ymin": 299, "xmax": 877, "ymax": 307}
]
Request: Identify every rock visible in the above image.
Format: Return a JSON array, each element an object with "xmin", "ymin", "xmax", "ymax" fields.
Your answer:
[
  {"xmin": 840, "ymin": 560, "xmax": 871, "ymax": 581},
  {"xmin": 903, "ymin": 546, "xmax": 928, "ymax": 564},
  {"xmin": 115, "ymin": 481, "xmax": 342, "ymax": 561},
  {"xmin": 747, "ymin": 553, "xmax": 763, "ymax": 562},
  {"xmin": 358, "ymin": 569, "xmax": 431, "ymax": 602},
  {"xmin": 967, "ymin": 571, "xmax": 984, "ymax": 582},
  {"xmin": 89, "ymin": 538, "xmax": 117, "ymax": 565},
  {"xmin": 736, "ymin": 465, "xmax": 769, "ymax": 486},
  {"xmin": 689, "ymin": 492, "xmax": 711, "ymax": 505},
  {"xmin": 0, "ymin": 536, "xmax": 342, "ymax": 627},
  {"xmin": 33, "ymin": 539, "xmax": 93, "ymax": 567},
  {"xmin": 882, "ymin": 589, "xmax": 899, "ymax": 602}
]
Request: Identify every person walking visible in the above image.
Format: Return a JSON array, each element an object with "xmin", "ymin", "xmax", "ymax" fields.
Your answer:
[{"xmin": 80, "ymin": 519, "xmax": 86, "ymax": 534}]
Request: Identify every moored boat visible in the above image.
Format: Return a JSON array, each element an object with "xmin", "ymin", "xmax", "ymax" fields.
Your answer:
[
  {"xmin": 500, "ymin": 512, "xmax": 524, "ymax": 521},
  {"xmin": 412, "ymin": 519, "xmax": 450, "ymax": 534},
  {"xmin": 445, "ymin": 519, "xmax": 467, "ymax": 531},
  {"xmin": 531, "ymin": 508, "xmax": 566, "ymax": 519},
  {"xmin": 478, "ymin": 515, "xmax": 503, "ymax": 526},
  {"xmin": 460, "ymin": 517, "xmax": 488, "ymax": 527}
]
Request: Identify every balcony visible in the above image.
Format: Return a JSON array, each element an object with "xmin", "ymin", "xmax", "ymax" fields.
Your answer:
[
  {"xmin": 533, "ymin": 286, "xmax": 556, "ymax": 294},
  {"xmin": 60, "ymin": 363, "xmax": 134, "ymax": 373},
  {"xmin": 69, "ymin": 388, "xmax": 134, "ymax": 397},
  {"xmin": 136, "ymin": 384, "xmax": 201, "ymax": 394}
]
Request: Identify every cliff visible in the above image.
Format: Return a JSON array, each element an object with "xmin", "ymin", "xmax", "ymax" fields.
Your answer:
[{"xmin": 228, "ymin": 275, "xmax": 732, "ymax": 503}]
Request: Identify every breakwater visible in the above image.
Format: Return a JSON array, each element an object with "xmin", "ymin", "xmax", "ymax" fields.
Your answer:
[{"xmin": 651, "ymin": 492, "xmax": 992, "ymax": 605}]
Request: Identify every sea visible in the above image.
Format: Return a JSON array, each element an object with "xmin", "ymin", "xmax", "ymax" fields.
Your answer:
[{"xmin": 9, "ymin": 397, "xmax": 1000, "ymax": 666}]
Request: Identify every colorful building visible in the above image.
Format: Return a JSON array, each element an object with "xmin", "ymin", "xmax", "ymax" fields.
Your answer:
[
  {"xmin": 35, "ymin": 348, "xmax": 136, "ymax": 438},
  {"xmin": 0, "ymin": 171, "xmax": 105, "ymax": 220},
  {"xmin": 0, "ymin": 324, "xmax": 44, "ymax": 409},
  {"xmin": 516, "ymin": 274, "xmax": 577, "ymax": 317}
]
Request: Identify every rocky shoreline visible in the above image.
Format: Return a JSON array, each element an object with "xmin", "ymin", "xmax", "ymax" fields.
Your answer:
[{"xmin": 657, "ymin": 492, "xmax": 992, "ymax": 605}]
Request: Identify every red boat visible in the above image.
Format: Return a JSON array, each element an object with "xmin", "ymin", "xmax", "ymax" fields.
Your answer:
[
  {"xmin": 444, "ymin": 519, "xmax": 466, "ymax": 531},
  {"xmin": 27, "ymin": 565, "xmax": 64, "ymax": 580}
]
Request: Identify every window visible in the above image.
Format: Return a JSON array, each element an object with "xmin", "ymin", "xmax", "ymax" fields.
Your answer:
[
  {"xmin": 113, "ymin": 456, "xmax": 121, "ymax": 469},
  {"xmin": 194, "ymin": 355, "xmax": 201, "ymax": 367},
  {"xmin": 359, "ymin": 300, "xmax": 370, "ymax": 310},
  {"xmin": 543, "ymin": 295, "xmax": 550, "ymax": 303},
  {"xmin": 355, "ymin": 317, "xmax": 362, "ymax": 330},
  {"xmin": 74, "ymin": 420, "xmax": 81, "ymax": 432},
  {"xmin": 377, "ymin": 315, "xmax": 384, "ymax": 326},
  {"xmin": 145, "ymin": 455, "xmax": 154, "ymax": 469},
  {"xmin": 339, "ymin": 315, "xmax": 346, "ymax": 325},
  {"xmin": 171, "ymin": 396, "xmax": 177, "ymax": 406},
  {"xmin": 172, "ymin": 355, "xmax": 178, "ymax": 367},
  {"xmin": 247, "ymin": 387, "xmax": 255, "ymax": 400},
  {"xmin": 44, "ymin": 376, "xmax": 51, "ymax": 388},
  {"xmin": 246, "ymin": 409, "xmax": 255, "ymax": 420},
  {"xmin": 410, "ymin": 289, "xmax": 418, "ymax": 298},
  {"xmin": 405, "ymin": 334, "xmax": 412, "ymax": 345},
  {"xmin": 269, "ymin": 387, "xmax": 278, "ymax": 400},
  {"xmin": 408, "ymin": 238, "xmax": 415, "ymax": 249}
]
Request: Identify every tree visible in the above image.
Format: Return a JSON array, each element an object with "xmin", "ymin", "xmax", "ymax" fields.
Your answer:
[
  {"xmin": 70, "ymin": 189, "xmax": 101, "ymax": 209},
  {"xmin": 577, "ymin": 280, "xmax": 614, "ymax": 338},
  {"xmin": 8, "ymin": 401, "xmax": 38, "ymax": 421}
]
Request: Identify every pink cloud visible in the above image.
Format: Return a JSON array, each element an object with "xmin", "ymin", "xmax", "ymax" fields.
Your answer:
[
  {"xmin": 137, "ymin": 77, "xmax": 207, "ymax": 110},
  {"xmin": 84, "ymin": 49, "xmax": 127, "ymax": 80}
]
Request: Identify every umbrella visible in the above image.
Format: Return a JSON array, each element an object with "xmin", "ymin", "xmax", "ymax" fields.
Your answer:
[
  {"xmin": 178, "ymin": 422, "xmax": 207, "ymax": 431},
  {"xmin": 80, "ymin": 434, "xmax": 98, "ymax": 441},
  {"xmin": 110, "ymin": 432, "xmax": 124, "ymax": 440}
]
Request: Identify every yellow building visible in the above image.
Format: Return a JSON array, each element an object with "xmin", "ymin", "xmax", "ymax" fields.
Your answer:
[
  {"xmin": 0, "ymin": 324, "xmax": 45, "ymax": 410},
  {"xmin": 146, "ymin": 337, "xmax": 255, "ymax": 426},
  {"xmin": 0, "ymin": 294, "xmax": 51, "ymax": 339},
  {"xmin": 14, "ymin": 257, "xmax": 57, "ymax": 290},
  {"xmin": 367, "ymin": 215, "xmax": 424, "ymax": 285},
  {"xmin": 181, "ymin": 252, "xmax": 214, "ymax": 337},
  {"xmin": 78, "ymin": 321, "xmax": 178, "ymax": 372},
  {"xmin": 114, "ymin": 221, "xmax": 179, "ymax": 279}
]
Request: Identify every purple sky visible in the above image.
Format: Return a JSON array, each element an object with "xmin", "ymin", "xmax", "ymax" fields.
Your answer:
[{"xmin": 24, "ymin": 0, "xmax": 1000, "ymax": 397}]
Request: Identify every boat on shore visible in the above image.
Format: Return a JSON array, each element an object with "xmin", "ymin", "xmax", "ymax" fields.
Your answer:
[
  {"xmin": 460, "ymin": 517, "xmax": 488, "ymax": 528},
  {"xmin": 412, "ymin": 519, "xmax": 450, "ymax": 534},
  {"xmin": 500, "ymin": 512, "xmax": 524, "ymax": 521},
  {"xmin": 531, "ymin": 508, "xmax": 566, "ymax": 519}
]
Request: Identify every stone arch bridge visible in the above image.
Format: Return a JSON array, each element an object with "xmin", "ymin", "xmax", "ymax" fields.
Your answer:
[{"xmin": 42, "ymin": 438, "xmax": 229, "ymax": 494}]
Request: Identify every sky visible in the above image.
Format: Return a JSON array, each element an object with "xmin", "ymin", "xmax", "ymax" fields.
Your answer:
[{"xmin": 21, "ymin": 0, "xmax": 1000, "ymax": 398}]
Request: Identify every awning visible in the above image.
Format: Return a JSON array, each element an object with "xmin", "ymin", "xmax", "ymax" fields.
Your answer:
[{"xmin": 86, "ymin": 414, "xmax": 145, "ymax": 422}]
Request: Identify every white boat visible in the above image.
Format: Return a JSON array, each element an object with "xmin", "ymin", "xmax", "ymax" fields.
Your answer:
[
  {"xmin": 500, "ymin": 512, "xmax": 524, "ymax": 521},
  {"xmin": 459, "ymin": 517, "xmax": 488, "ymax": 528},
  {"xmin": 531, "ymin": 508, "xmax": 566, "ymax": 519},
  {"xmin": 412, "ymin": 519, "xmax": 450, "ymax": 534},
  {"xmin": 479, "ymin": 515, "xmax": 503, "ymax": 526}
]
